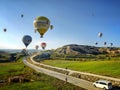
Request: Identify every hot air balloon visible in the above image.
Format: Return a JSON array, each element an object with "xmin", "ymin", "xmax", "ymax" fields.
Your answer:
[
  {"xmin": 22, "ymin": 35, "xmax": 32, "ymax": 48},
  {"xmin": 50, "ymin": 25, "xmax": 53, "ymax": 30},
  {"xmin": 110, "ymin": 43, "xmax": 113, "ymax": 47},
  {"xmin": 104, "ymin": 42, "xmax": 107, "ymax": 46},
  {"xmin": 21, "ymin": 14, "xmax": 24, "ymax": 18},
  {"xmin": 95, "ymin": 42, "xmax": 98, "ymax": 45},
  {"xmin": 35, "ymin": 45, "xmax": 39, "ymax": 50},
  {"xmin": 98, "ymin": 32, "xmax": 103, "ymax": 38},
  {"xmin": 41, "ymin": 42, "xmax": 46, "ymax": 49},
  {"xmin": 3, "ymin": 28, "xmax": 7, "ymax": 32},
  {"xmin": 33, "ymin": 16, "xmax": 53, "ymax": 38}
]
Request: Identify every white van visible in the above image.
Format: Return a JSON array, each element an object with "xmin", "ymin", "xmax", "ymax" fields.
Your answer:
[{"xmin": 93, "ymin": 80, "xmax": 112, "ymax": 90}]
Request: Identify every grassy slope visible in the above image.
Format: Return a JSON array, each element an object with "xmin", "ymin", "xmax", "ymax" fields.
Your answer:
[
  {"xmin": 42, "ymin": 60, "xmax": 120, "ymax": 78},
  {"xmin": 0, "ymin": 78, "xmax": 84, "ymax": 90},
  {"xmin": 0, "ymin": 57, "xmax": 85, "ymax": 90},
  {"xmin": 0, "ymin": 58, "xmax": 25, "ymax": 77}
]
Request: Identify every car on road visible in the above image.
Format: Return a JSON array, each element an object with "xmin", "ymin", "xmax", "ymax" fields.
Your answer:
[{"xmin": 93, "ymin": 80, "xmax": 112, "ymax": 90}]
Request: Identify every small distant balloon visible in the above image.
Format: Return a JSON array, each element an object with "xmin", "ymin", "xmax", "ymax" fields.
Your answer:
[
  {"xmin": 50, "ymin": 25, "xmax": 53, "ymax": 30},
  {"xmin": 35, "ymin": 45, "xmax": 39, "ymax": 50},
  {"xmin": 3, "ymin": 28, "xmax": 7, "ymax": 32},
  {"xmin": 95, "ymin": 42, "xmax": 98, "ymax": 45},
  {"xmin": 110, "ymin": 43, "xmax": 113, "ymax": 47},
  {"xmin": 98, "ymin": 32, "xmax": 103, "ymax": 38},
  {"xmin": 22, "ymin": 35, "xmax": 32, "ymax": 48},
  {"xmin": 104, "ymin": 42, "xmax": 107, "ymax": 46},
  {"xmin": 41, "ymin": 42, "xmax": 47, "ymax": 49},
  {"xmin": 21, "ymin": 14, "xmax": 24, "ymax": 18}
]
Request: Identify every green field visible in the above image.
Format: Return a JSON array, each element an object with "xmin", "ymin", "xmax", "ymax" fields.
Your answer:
[
  {"xmin": 0, "ymin": 58, "xmax": 26, "ymax": 77},
  {"xmin": 0, "ymin": 57, "xmax": 85, "ymax": 90},
  {"xmin": 42, "ymin": 60, "xmax": 120, "ymax": 78},
  {"xmin": 0, "ymin": 77, "xmax": 84, "ymax": 90}
]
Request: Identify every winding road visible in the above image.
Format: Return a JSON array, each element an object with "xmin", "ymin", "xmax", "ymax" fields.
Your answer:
[{"xmin": 23, "ymin": 57, "xmax": 101, "ymax": 90}]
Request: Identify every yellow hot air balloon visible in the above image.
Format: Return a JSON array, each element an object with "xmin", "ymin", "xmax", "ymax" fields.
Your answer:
[{"xmin": 33, "ymin": 16, "xmax": 51, "ymax": 38}]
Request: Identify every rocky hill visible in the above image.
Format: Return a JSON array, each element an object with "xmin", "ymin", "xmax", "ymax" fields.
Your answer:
[
  {"xmin": 34, "ymin": 44, "xmax": 120, "ymax": 61},
  {"xmin": 54, "ymin": 44, "xmax": 101, "ymax": 55},
  {"xmin": 52, "ymin": 44, "xmax": 120, "ymax": 55}
]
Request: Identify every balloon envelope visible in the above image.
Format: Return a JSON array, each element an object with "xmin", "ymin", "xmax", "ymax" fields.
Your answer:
[
  {"xmin": 104, "ymin": 42, "xmax": 107, "ymax": 45},
  {"xmin": 110, "ymin": 43, "xmax": 113, "ymax": 47},
  {"xmin": 35, "ymin": 45, "xmax": 39, "ymax": 50},
  {"xmin": 33, "ymin": 16, "xmax": 50, "ymax": 38},
  {"xmin": 95, "ymin": 42, "xmax": 98, "ymax": 45},
  {"xmin": 22, "ymin": 35, "xmax": 32, "ymax": 47},
  {"xmin": 50, "ymin": 25, "xmax": 53, "ymax": 30},
  {"xmin": 41, "ymin": 42, "xmax": 47, "ymax": 49},
  {"xmin": 98, "ymin": 32, "xmax": 103, "ymax": 38},
  {"xmin": 21, "ymin": 14, "xmax": 24, "ymax": 18},
  {"xmin": 3, "ymin": 28, "xmax": 7, "ymax": 32}
]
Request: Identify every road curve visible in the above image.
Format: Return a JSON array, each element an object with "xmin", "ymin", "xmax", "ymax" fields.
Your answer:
[{"xmin": 23, "ymin": 58, "xmax": 101, "ymax": 90}]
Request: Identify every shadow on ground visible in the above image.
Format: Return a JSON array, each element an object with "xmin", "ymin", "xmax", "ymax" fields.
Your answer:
[{"xmin": 112, "ymin": 86, "xmax": 120, "ymax": 90}]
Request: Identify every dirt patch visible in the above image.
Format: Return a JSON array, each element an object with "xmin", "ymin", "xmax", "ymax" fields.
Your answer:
[{"xmin": 8, "ymin": 76, "xmax": 30, "ymax": 83}]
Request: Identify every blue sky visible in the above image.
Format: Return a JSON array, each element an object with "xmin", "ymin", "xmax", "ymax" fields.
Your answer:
[{"xmin": 0, "ymin": 0, "xmax": 120, "ymax": 49}]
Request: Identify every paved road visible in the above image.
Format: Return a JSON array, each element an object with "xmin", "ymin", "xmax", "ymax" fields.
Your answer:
[{"xmin": 23, "ymin": 58, "xmax": 101, "ymax": 90}]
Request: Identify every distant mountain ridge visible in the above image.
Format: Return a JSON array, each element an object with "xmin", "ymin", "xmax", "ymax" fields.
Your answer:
[{"xmin": 0, "ymin": 49, "xmax": 41, "ymax": 53}]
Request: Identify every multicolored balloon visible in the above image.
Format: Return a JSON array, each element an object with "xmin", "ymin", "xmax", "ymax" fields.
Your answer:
[
  {"xmin": 41, "ymin": 42, "xmax": 47, "ymax": 49},
  {"xmin": 33, "ymin": 16, "xmax": 53, "ymax": 38},
  {"xmin": 22, "ymin": 35, "xmax": 32, "ymax": 48}
]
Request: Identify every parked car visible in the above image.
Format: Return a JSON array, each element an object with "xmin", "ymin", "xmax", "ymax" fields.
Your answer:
[{"xmin": 93, "ymin": 80, "xmax": 112, "ymax": 90}]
